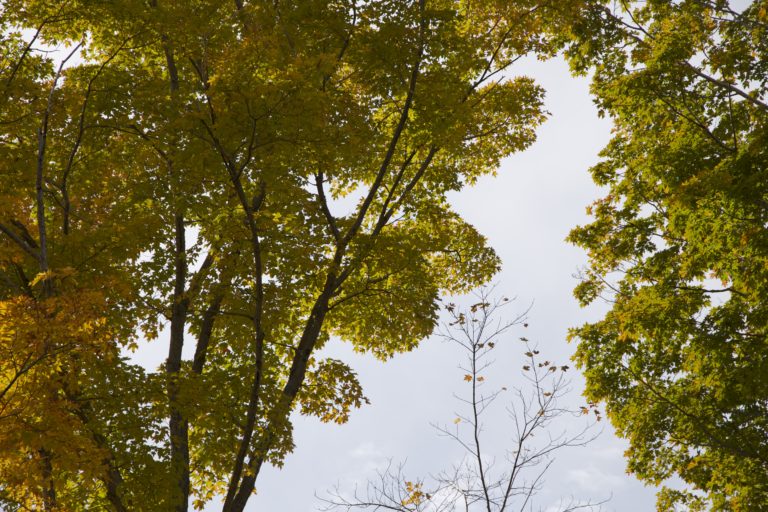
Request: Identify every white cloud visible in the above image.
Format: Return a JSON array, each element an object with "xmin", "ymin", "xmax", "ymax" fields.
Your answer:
[
  {"xmin": 349, "ymin": 442, "xmax": 385, "ymax": 459},
  {"xmin": 566, "ymin": 465, "xmax": 626, "ymax": 493}
]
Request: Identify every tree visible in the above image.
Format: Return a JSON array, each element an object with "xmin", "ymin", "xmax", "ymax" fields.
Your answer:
[
  {"xmin": 0, "ymin": 1, "xmax": 583, "ymax": 510},
  {"xmin": 563, "ymin": 1, "xmax": 768, "ymax": 509},
  {"xmin": 320, "ymin": 291, "xmax": 604, "ymax": 512}
]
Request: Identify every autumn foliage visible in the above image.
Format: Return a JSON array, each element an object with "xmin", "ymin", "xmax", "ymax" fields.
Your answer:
[{"xmin": 0, "ymin": 0, "xmax": 586, "ymax": 510}]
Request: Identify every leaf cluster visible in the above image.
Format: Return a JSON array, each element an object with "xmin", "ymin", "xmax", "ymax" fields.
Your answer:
[{"xmin": 562, "ymin": 1, "xmax": 768, "ymax": 509}]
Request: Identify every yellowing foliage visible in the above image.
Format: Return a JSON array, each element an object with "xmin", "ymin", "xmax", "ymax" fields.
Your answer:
[{"xmin": 0, "ymin": 0, "xmax": 586, "ymax": 510}]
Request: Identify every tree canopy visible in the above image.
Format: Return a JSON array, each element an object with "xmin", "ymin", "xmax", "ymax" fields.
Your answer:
[
  {"xmin": 0, "ymin": 1, "xmax": 583, "ymax": 510},
  {"xmin": 565, "ymin": 1, "xmax": 768, "ymax": 509}
]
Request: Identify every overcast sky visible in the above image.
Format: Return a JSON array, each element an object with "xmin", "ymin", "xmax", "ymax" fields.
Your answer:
[{"xmin": 213, "ymin": 56, "xmax": 662, "ymax": 511}]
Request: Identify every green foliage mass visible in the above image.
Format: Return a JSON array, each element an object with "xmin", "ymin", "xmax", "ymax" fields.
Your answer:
[{"xmin": 565, "ymin": 1, "xmax": 768, "ymax": 510}]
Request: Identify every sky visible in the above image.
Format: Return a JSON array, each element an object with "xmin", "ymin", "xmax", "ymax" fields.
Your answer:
[{"xmin": 218, "ymin": 56, "xmax": 662, "ymax": 511}]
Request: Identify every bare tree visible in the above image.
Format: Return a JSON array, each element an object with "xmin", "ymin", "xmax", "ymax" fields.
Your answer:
[{"xmin": 320, "ymin": 288, "xmax": 607, "ymax": 512}]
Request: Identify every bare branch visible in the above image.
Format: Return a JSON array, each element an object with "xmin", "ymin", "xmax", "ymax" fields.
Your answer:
[{"xmin": 324, "ymin": 288, "xmax": 604, "ymax": 512}]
